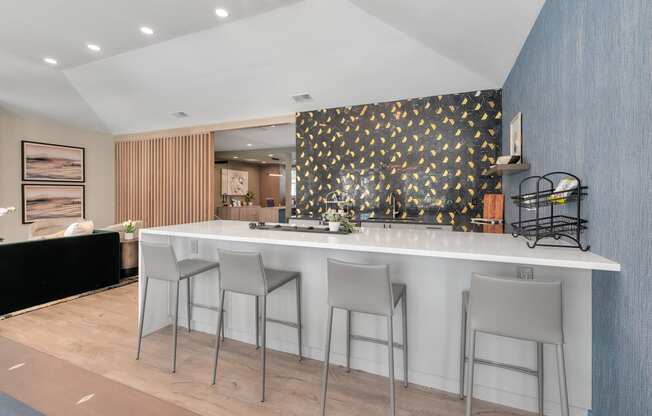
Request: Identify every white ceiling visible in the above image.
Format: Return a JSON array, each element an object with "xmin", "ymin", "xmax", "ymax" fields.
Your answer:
[
  {"xmin": 0, "ymin": 0, "xmax": 300, "ymax": 68},
  {"xmin": 0, "ymin": 0, "xmax": 544, "ymax": 134},
  {"xmin": 214, "ymin": 124, "xmax": 295, "ymax": 151}
]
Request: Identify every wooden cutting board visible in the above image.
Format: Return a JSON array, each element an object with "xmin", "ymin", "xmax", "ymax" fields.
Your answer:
[{"xmin": 483, "ymin": 194, "xmax": 504, "ymax": 234}]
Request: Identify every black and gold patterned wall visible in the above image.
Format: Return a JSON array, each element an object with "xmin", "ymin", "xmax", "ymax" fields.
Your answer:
[{"xmin": 295, "ymin": 90, "xmax": 502, "ymax": 231}]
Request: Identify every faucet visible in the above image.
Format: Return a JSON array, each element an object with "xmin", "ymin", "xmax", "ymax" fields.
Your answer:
[{"xmin": 389, "ymin": 191, "xmax": 400, "ymax": 219}]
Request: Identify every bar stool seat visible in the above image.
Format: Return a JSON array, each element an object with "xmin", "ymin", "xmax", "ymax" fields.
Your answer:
[
  {"xmin": 179, "ymin": 259, "xmax": 221, "ymax": 278},
  {"xmin": 265, "ymin": 268, "xmax": 300, "ymax": 292}
]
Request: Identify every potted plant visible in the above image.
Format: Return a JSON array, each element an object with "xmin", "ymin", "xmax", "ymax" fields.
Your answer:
[
  {"xmin": 323, "ymin": 208, "xmax": 345, "ymax": 232},
  {"xmin": 123, "ymin": 220, "xmax": 136, "ymax": 240},
  {"xmin": 244, "ymin": 191, "xmax": 255, "ymax": 206}
]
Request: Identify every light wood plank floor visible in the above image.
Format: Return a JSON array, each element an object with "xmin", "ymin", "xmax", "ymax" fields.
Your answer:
[{"xmin": 0, "ymin": 284, "xmax": 533, "ymax": 416}]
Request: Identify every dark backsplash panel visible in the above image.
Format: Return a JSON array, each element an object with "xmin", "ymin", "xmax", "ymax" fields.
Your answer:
[{"xmin": 295, "ymin": 90, "xmax": 502, "ymax": 231}]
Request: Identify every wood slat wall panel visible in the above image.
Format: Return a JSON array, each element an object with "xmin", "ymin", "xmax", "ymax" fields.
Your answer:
[{"xmin": 115, "ymin": 133, "xmax": 214, "ymax": 227}]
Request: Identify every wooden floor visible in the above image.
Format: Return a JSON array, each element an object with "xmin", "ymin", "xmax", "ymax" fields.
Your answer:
[
  {"xmin": 0, "ymin": 336, "xmax": 199, "ymax": 416},
  {"xmin": 0, "ymin": 284, "xmax": 533, "ymax": 416}
]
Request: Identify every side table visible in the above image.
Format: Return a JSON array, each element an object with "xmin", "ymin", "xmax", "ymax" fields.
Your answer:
[{"xmin": 120, "ymin": 237, "xmax": 139, "ymax": 278}]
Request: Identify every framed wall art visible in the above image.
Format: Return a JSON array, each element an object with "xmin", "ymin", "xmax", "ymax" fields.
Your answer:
[
  {"xmin": 509, "ymin": 112, "xmax": 523, "ymax": 158},
  {"xmin": 22, "ymin": 140, "xmax": 85, "ymax": 182},
  {"xmin": 22, "ymin": 184, "xmax": 85, "ymax": 224},
  {"xmin": 221, "ymin": 169, "xmax": 248, "ymax": 196}
]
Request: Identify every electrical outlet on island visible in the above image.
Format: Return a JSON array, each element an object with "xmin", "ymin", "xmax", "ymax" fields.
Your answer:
[{"xmin": 517, "ymin": 266, "xmax": 534, "ymax": 280}]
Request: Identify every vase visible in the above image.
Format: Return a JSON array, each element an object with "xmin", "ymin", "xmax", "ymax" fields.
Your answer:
[
  {"xmin": 328, "ymin": 222, "xmax": 341, "ymax": 232},
  {"xmin": 124, "ymin": 232, "xmax": 134, "ymax": 240}
]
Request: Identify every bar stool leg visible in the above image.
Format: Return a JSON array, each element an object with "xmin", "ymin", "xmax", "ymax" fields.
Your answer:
[
  {"xmin": 537, "ymin": 342, "xmax": 544, "ymax": 415},
  {"xmin": 465, "ymin": 330, "xmax": 477, "ymax": 416},
  {"xmin": 459, "ymin": 291, "xmax": 468, "ymax": 399},
  {"xmin": 401, "ymin": 292, "xmax": 408, "ymax": 388},
  {"xmin": 320, "ymin": 306, "xmax": 334, "ymax": 416},
  {"xmin": 136, "ymin": 277, "xmax": 149, "ymax": 360},
  {"xmin": 217, "ymin": 275, "xmax": 225, "ymax": 342},
  {"xmin": 211, "ymin": 289, "xmax": 226, "ymax": 385},
  {"xmin": 172, "ymin": 281, "xmax": 180, "ymax": 373},
  {"xmin": 255, "ymin": 296, "xmax": 260, "ymax": 349},
  {"xmin": 346, "ymin": 310, "xmax": 351, "ymax": 372},
  {"xmin": 260, "ymin": 295, "xmax": 267, "ymax": 402},
  {"xmin": 556, "ymin": 343, "xmax": 570, "ymax": 416},
  {"xmin": 296, "ymin": 276, "xmax": 303, "ymax": 361},
  {"xmin": 221, "ymin": 307, "xmax": 225, "ymax": 342},
  {"xmin": 387, "ymin": 314, "xmax": 396, "ymax": 416},
  {"xmin": 187, "ymin": 277, "xmax": 192, "ymax": 333}
]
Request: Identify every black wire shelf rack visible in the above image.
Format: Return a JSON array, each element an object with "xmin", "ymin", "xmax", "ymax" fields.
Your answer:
[{"xmin": 510, "ymin": 172, "xmax": 590, "ymax": 251}]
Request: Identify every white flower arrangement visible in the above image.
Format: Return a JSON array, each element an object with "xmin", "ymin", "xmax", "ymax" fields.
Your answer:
[
  {"xmin": 323, "ymin": 208, "xmax": 346, "ymax": 223},
  {"xmin": 322, "ymin": 208, "xmax": 356, "ymax": 233},
  {"xmin": 0, "ymin": 206, "xmax": 16, "ymax": 217}
]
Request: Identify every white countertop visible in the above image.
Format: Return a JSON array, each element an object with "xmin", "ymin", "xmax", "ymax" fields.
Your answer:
[{"xmin": 141, "ymin": 220, "xmax": 620, "ymax": 272}]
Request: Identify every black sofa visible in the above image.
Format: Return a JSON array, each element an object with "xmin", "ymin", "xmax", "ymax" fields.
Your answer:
[{"xmin": 0, "ymin": 230, "xmax": 120, "ymax": 316}]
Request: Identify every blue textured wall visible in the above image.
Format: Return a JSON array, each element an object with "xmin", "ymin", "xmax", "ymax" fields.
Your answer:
[{"xmin": 501, "ymin": 1, "xmax": 651, "ymax": 415}]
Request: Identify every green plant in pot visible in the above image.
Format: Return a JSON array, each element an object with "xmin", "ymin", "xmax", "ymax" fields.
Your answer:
[
  {"xmin": 244, "ymin": 191, "xmax": 255, "ymax": 206},
  {"xmin": 323, "ymin": 208, "xmax": 355, "ymax": 233},
  {"xmin": 123, "ymin": 220, "xmax": 136, "ymax": 240}
]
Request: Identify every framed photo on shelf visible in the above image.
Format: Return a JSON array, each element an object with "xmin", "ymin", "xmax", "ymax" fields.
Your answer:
[
  {"xmin": 22, "ymin": 140, "xmax": 85, "ymax": 182},
  {"xmin": 22, "ymin": 184, "xmax": 85, "ymax": 224},
  {"xmin": 509, "ymin": 112, "xmax": 523, "ymax": 158}
]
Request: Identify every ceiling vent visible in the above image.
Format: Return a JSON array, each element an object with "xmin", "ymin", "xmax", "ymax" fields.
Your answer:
[
  {"xmin": 172, "ymin": 111, "xmax": 189, "ymax": 118},
  {"xmin": 292, "ymin": 93, "xmax": 313, "ymax": 103}
]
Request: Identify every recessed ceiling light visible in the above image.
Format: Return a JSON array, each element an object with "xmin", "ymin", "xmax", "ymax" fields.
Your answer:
[
  {"xmin": 233, "ymin": 156, "xmax": 239, "ymax": 159},
  {"xmin": 292, "ymin": 93, "xmax": 313, "ymax": 103},
  {"xmin": 140, "ymin": 26, "xmax": 154, "ymax": 35},
  {"xmin": 247, "ymin": 143, "xmax": 252, "ymax": 147},
  {"xmin": 215, "ymin": 8, "xmax": 229, "ymax": 18},
  {"xmin": 268, "ymin": 154, "xmax": 274, "ymax": 157},
  {"xmin": 262, "ymin": 161, "xmax": 267, "ymax": 164},
  {"xmin": 87, "ymin": 44, "xmax": 101, "ymax": 52},
  {"xmin": 43, "ymin": 57, "xmax": 58, "ymax": 65}
]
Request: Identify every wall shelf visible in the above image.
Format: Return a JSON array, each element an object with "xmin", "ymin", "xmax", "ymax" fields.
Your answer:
[{"xmin": 484, "ymin": 163, "xmax": 530, "ymax": 176}]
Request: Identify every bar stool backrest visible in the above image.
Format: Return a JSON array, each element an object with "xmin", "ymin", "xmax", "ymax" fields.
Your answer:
[
  {"xmin": 141, "ymin": 241, "xmax": 180, "ymax": 282},
  {"xmin": 469, "ymin": 273, "xmax": 564, "ymax": 344},
  {"xmin": 218, "ymin": 249, "xmax": 267, "ymax": 296},
  {"xmin": 327, "ymin": 258, "xmax": 393, "ymax": 316}
]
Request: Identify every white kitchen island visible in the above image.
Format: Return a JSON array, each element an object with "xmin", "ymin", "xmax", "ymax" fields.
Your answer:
[{"xmin": 139, "ymin": 220, "xmax": 619, "ymax": 416}]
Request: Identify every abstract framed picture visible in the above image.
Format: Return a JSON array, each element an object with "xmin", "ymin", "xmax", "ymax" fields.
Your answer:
[
  {"xmin": 509, "ymin": 112, "xmax": 523, "ymax": 157},
  {"xmin": 221, "ymin": 169, "xmax": 248, "ymax": 195},
  {"xmin": 22, "ymin": 140, "xmax": 85, "ymax": 182},
  {"xmin": 22, "ymin": 184, "xmax": 85, "ymax": 224}
]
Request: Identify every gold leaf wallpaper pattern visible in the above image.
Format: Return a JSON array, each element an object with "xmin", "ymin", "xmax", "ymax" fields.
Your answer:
[{"xmin": 295, "ymin": 90, "xmax": 502, "ymax": 231}]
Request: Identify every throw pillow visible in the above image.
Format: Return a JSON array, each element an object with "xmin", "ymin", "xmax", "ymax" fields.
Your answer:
[{"xmin": 63, "ymin": 220, "xmax": 95, "ymax": 237}]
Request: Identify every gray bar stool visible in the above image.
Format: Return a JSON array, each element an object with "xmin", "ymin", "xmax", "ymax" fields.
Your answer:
[
  {"xmin": 211, "ymin": 248, "xmax": 302, "ymax": 402},
  {"xmin": 465, "ymin": 273, "xmax": 569, "ymax": 416},
  {"xmin": 320, "ymin": 258, "xmax": 408, "ymax": 416},
  {"xmin": 459, "ymin": 290, "xmax": 545, "ymax": 415},
  {"xmin": 136, "ymin": 241, "xmax": 220, "ymax": 373}
]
